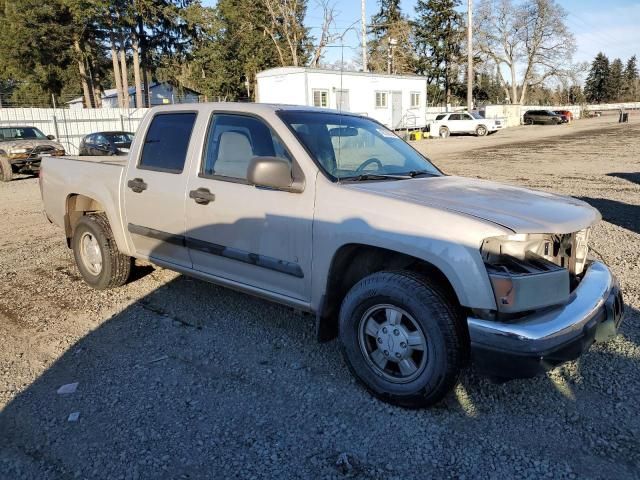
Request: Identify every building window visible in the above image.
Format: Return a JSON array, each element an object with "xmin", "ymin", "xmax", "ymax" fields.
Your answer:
[
  {"xmin": 312, "ymin": 89, "xmax": 329, "ymax": 108},
  {"xmin": 375, "ymin": 91, "xmax": 388, "ymax": 108},
  {"xmin": 410, "ymin": 92, "xmax": 420, "ymax": 107}
]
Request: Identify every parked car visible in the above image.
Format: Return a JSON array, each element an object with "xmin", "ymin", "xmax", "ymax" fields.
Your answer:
[
  {"xmin": 553, "ymin": 110, "xmax": 573, "ymax": 123},
  {"xmin": 431, "ymin": 111, "xmax": 503, "ymax": 138},
  {"xmin": 40, "ymin": 104, "xmax": 625, "ymax": 408},
  {"xmin": 0, "ymin": 126, "xmax": 65, "ymax": 182},
  {"xmin": 523, "ymin": 110, "xmax": 563, "ymax": 125},
  {"xmin": 79, "ymin": 131, "xmax": 134, "ymax": 156}
]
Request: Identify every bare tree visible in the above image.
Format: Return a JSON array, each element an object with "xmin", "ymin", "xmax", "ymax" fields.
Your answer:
[
  {"xmin": 260, "ymin": 0, "xmax": 308, "ymax": 66},
  {"xmin": 476, "ymin": 0, "xmax": 575, "ymax": 104},
  {"xmin": 309, "ymin": 0, "xmax": 338, "ymax": 68}
]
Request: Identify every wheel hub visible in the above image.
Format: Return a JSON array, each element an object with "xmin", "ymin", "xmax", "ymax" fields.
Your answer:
[
  {"xmin": 376, "ymin": 323, "xmax": 410, "ymax": 362},
  {"xmin": 80, "ymin": 232, "xmax": 102, "ymax": 275}
]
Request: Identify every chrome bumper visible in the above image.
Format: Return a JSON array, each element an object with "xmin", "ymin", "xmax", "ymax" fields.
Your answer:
[{"xmin": 468, "ymin": 262, "xmax": 624, "ymax": 376}]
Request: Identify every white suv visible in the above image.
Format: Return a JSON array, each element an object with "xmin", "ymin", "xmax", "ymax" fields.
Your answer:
[{"xmin": 431, "ymin": 111, "xmax": 502, "ymax": 138}]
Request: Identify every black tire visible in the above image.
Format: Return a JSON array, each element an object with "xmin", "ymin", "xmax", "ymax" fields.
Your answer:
[
  {"xmin": 72, "ymin": 213, "xmax": 131, "ymax": 289},
  {"xmin": 0, "ymin": 156, "xmax": 13, "ymax": 182},
  {"xmin": 525, "ymin": 118, "xmax": 534, "ymax": 125},
  {"xmin": 439, "ymin": 126, "xmax": 450, "ymax": 138},
  {"xmin": 339, "ymin": 270, "xmax": 466, "ymax": 408},
  {"xmin": 475, "ymin": 125, "xmax": 488, "ymax": 137}
]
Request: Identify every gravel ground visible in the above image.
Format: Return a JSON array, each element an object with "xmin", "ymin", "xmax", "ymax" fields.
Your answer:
[{"xmin": 0, "ymin": 116, "xmax": 639, "ymax": 479}]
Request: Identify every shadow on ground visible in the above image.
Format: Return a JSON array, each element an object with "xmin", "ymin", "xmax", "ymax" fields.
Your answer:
[
  {"xmin": 607, "ymin": 172, "xmax": 640, "ymax": 185},
  {"xmin": 578, "ymin": 196, "xmax": 640, "ymax": 235},
  {"xmin": 1, "ymin": 270, "xmax": 639, "ymax": 479}
]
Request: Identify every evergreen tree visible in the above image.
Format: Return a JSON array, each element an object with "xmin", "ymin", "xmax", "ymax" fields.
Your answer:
[
  {"xmin": 584, "ymin": 52, "xmax": 610, "ymax": 103},
  {"xmin": 368, "ymin": 0, "xmax": 415, "ymax": 74},
  {"xmin": 413, "ymin": 0, "xmax": 463, "ymax": 106},
  {"xmin": 609, "ymin": 58, "xmax": 624, "ymax": 102},
  {"xmin": 624, "ymin": 55, "xmax": 638, "ymax": 101}
]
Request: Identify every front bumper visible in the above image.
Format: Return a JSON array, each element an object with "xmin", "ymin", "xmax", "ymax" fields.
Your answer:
[{"xmin": 468, "ymin": 262, "xmax": 624, "ymax": 378}]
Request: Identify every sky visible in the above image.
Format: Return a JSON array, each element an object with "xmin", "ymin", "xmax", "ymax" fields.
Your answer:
[{"xmin": 202, "ymin": 0, "xmax": 640, "ymax": 70}]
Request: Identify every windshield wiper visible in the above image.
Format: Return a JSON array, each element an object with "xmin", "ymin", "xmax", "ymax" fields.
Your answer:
[
  {"xmin": 403, "ymin": 170, "xmax": 438, "ymax": 178},
  {"xmin": 339, "ymin": 173, "xmax": 411, "ymax": 182}
]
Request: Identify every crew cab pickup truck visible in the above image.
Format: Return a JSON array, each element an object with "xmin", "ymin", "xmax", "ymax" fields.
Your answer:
[
  {"xmin": 430, "ymin": 111, "xmax": 503, "ymax": 138},
  {"xmin": 40, "ymin": 104, "xmax": 625, "ymax": 408}
]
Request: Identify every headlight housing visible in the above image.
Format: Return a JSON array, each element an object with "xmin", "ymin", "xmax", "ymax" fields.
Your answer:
[{"xmin": 480, "ymin": 230, "xmax": 591, "ymax": 314}]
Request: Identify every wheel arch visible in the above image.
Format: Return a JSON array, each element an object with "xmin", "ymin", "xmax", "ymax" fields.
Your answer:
[{"xmin": 315, "ymin": 243, "xmax": 463, "ymax": 342}]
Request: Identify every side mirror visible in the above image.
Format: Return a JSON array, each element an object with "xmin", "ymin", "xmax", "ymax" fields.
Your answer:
[
  {"xmin": 247, "ymin": 156, "xmax": 292, "ymax": 190},
  {"xmin": 47, "ymin": 134, "xmax": 55, "ymax": 140}
]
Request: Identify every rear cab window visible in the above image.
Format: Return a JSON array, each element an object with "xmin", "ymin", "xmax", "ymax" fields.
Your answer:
[{"xmin": 139, "ymin": 113, "xmax": 197, "ymax": 173}]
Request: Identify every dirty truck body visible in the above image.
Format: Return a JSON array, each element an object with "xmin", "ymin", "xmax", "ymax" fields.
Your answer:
[{"xmin": 40, "ymin": 103, "xmax": 625, "ymax": 407}]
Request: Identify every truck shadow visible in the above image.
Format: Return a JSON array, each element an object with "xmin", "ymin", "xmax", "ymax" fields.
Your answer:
[
  {"xmin": 607, "ymin": 172, "xmax": 640, "ymax": 185},
  {"xmin": 1, "ymin": 217, "xmax": 639, "ymax": 477},
  {"xmin": 577, "ymin": 197, "xmax": 640, "ymax": 235}
]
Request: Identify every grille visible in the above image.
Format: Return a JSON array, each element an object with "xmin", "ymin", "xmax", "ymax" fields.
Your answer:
[{"xmin": 33, "ymin": 146, "xmax": 55, "ymax": 154}]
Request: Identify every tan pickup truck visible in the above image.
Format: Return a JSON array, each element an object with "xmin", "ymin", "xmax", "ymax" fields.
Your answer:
[{"xmin": 40, "ymin": 104, "xmax": 625, "ymax": 407}]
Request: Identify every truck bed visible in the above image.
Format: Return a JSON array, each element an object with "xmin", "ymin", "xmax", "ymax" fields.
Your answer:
[{"xmin": 52, "ymin": 155, "xmax": 128, "ymax": 166}]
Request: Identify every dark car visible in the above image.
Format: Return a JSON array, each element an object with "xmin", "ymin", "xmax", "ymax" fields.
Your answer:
[
  {"xmin": 522, "ymin": 110, "xmax": 563, "ymax": 125},
  {"xmin": 79, "ymin": 131, "xmax": 134, "ymax": 156}
]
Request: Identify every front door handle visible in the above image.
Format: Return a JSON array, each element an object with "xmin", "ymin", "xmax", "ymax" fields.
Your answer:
[
  {"xmin": 127, "ymin": 178, "xmax": 147, "ymax": 193},
  {"xmin": 189, "ymin": 188, "xmax": 216, "ymax": 205}
]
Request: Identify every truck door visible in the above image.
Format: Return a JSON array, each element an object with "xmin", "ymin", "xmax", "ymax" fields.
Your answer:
[
  {"xmin": 123, "ymin": 111, "xmax": 199, "ymax": 268},
  {"xmin": 184, "ymin": 112, "xmax": 313, "ymax": 301}
]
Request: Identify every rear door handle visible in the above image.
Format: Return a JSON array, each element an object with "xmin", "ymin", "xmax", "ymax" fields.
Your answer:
[
  {"xmin": 127, "ymin": 178, "xmax": 147, "ymax": 193},
  {"xmin": 189, "ymin": 188, "xmax": 216, "ymax": 205}
]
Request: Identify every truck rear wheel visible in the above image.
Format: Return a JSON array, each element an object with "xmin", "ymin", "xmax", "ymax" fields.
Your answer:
[
  {"xmin": 439, "ymin": 126, "xmax": 450, "ymax": 138},
  {"xmin": 72, "ymin": 213, "xmax": 131, "ymax": 289},
  {"xmin": 339, "ymin": 271, "xmax": 465, "ymax": 408},
  {"xmin": 0, "ymin": 157, "xmax": 13, "ymax": 182}
]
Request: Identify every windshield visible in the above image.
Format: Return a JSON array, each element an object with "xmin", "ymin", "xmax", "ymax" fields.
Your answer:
[
  {"xmin": 0, "ymin": 127, "xmax": 47, "ymax": 141},
  {"xmin": 278, "ymin": 111, "xmax": 441, "ymax": 180}
]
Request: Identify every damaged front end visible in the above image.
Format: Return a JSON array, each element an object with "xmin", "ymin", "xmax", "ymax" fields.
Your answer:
[{"xmin": 480, "ymin": 230, "xmax": 590, "ymax": 315}]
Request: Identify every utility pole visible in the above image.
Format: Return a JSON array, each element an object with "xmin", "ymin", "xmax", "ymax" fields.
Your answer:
[
  {"xmin": 466, "ymin": 0, "xmax": 473, "ymax": 111},
  {"xmin": 361, "ymin": 0, "xmax": 367, "ymax": 72}
]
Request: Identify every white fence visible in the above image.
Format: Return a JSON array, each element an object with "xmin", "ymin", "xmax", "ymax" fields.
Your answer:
[{"xmin": 0, "ymin": 108, "xmax": 149, "ymax": 155}]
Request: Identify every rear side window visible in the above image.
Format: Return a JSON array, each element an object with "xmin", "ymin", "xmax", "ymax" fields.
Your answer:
[
  {"xmin": 201, "ymin": 114, "xmax": 290, "ymax": 180},
  {"xmin": 139, "ymin": 113, "xmax": 196, "ymax": 173},
  {"xmin": 435, "ymin": 114, "xmax": 446, "ymax": 120}
]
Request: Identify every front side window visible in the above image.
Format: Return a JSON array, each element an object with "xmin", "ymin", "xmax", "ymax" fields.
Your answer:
[
  {"xmin": 139, "ymin": 113, "xmax": 196, "ymax": 173},
  {"xmin": 375, "ymin": 92, "xmax": 387, "ymax": 108},
  {"xmin": 312, "ymin": 89, "xmax": 329, "ymax": 108},
  {"xmin": 202, "ymin": 114, "xmax": 290, "ymax": 180},
  {"xmin": 410, "ymin": 92, "xmax": 420, "ymax": 107},
  {"xmin": 279, "ymin": 111, "xmax": 441, "ymax": 181}
]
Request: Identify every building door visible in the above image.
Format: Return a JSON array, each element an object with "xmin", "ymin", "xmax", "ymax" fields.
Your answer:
[
  {"xmin": 391, "ymin": 91, "xmax": 402, "ymax": 129},
  {"xmin": 336, "ymin": 89, "xmax": 350, "ymax": 111}
]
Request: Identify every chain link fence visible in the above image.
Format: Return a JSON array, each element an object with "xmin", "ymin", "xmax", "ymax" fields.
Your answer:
[{"xmin": 0, "ymin": 107, "xmax": 149, "ymax": 155}]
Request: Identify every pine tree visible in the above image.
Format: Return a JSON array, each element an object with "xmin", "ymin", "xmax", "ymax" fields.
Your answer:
[
  {"xmin": 584, "ymin": 52, "xmax": 610, "ymax": 103},
  {"xmin": 413, "ymin": 0, "xmax": 463, "ymax": 105},
  {"xmin": 609, "ymin": 58, "xmax": 624, "ymax": 102},
  {"xmin": 368, "ymin": 0, "xmax": 415, "ymax": 74},
  {"xmin": 624, "ymin": 55, "xmax": 638, "ymax": 101}
]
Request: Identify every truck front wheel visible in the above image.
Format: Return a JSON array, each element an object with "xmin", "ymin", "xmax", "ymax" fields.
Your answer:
[
  {"xmin": 0, "ymin": 157, "xmax": 13, "ymax": 182},
  {"xmin": 72, "ymin": 213, "xmax": 131, "ymax": 290},
  {"xmin": 339, "ymin": 271, "xmax": 466, "ymax": 408}
]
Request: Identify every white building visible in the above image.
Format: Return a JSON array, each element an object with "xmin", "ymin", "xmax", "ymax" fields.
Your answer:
[
  {"xmin": 68, "ymin": 82, "xmax": 200, "ymax": 109},
  {"xmin": 256, "ymin": 67, "xmax": 428, "ymax": 129}
]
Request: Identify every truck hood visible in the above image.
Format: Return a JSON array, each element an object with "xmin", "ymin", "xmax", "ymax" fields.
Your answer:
[
  {"xmin": 0, "ymin": 139, "xmax": 64, "ymax": 152},
  {"xmin": 349, "ymin": 176, "xmax": 600, "ymax": 234}
]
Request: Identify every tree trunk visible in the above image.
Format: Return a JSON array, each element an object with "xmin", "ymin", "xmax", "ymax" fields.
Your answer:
[
  {"xmin": 73, "ymin": 38, "xmax": 93, "ymax": 108},
  {"xmin": 138, "ymin": 19, "xmax": 151, "ymax": 107},
  {"xmin": 132, "ymin": 30, "xmax": 143, "ymax": 108},
  {"xmin": 119, "ymin": 37, "xmax": 130, "ymax": 108},
  {"xmin": 110, "ymin": 35, "xmax": 124, "ymax": 108}
]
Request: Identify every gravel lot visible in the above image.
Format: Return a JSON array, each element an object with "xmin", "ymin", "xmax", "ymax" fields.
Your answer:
[{"xmin": 1, "ymin": 115, "xmax": 639, "ymax": 479}]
